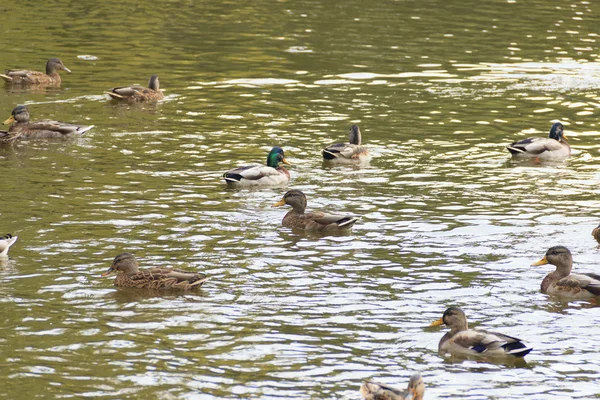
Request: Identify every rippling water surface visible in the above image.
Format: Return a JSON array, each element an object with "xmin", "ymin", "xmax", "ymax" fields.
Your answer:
[{"xmin": 1, "ymin": 0, "xmax": 600, "ymax": 398}]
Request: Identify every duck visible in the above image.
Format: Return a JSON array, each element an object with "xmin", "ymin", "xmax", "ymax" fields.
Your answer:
[
  {"xmin": 506, "ymin": 122, "xmax": 570, "ymax": 159},
  {"xmin": 430, "ymin": 307, "xmax": 532, "ymax": 358},
  {"xmin": 223, "ymin": 147, "xmax": 291, "ymax": 187},
  {"xmin": 101, "ymin": 253, "xmax": 209, "ymax": 290},
  {"xmin": 1, "ymin": 105, "xmax": 94, "ymax": 142},
  {"xmin": 531, "ymin": 246, "xmax": 600, "ymax": 299},
  {"xmin": 272, "ymin": 190, "xmax": 359, "ymax": 231},
  {"xmin": 322, "ymin": 124, "xmax": 371, "ymax": 163},
  {"xmin": 360, "ymin": 374, "xmax": 424, "ymax": 400},
  {"xmin": 593, "ymin": 224, "xmax": 600, "ymax": 245},
  {"xmin": 0, "ymin": 58, "xmax": 71, "ymax": 85},
  {"xmin": 105, "ymin": 74, "xmax": 164, "ymax": 102},
  {"xmin": 0, "ymin": 234, "xmax": 18, "ymax": 258}
]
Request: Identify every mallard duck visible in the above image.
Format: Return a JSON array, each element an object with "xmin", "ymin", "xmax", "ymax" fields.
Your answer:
[
  {"xmin": 223, "ymin": 147, "xmax": 291, "ymax": 187},
  {"xmin": 593, "ymin": 224, "xmax": 600, "ymax": 245},
  {"xmin": 1, "ymin": 105, "xmax": 94, "ymax": 142},
  {"xmin": 0, "ymin": 234, "xmax": 18, "ymax": 258},
  {"xmin": 272, "ymin": 190, "xmax": 359, "ymax": 231},
  {"xmin": 360, "ymin": 375, "xmax": 424, "ymax": 400},
  {"xmin": 506, "ymin": 122, "xmax": 570, "ymax": 159},
  {"xmin": 105, "ymin": 74, "xmax": 164, "ymax": 102},
  {"xmin": 532, "ymin": 246, "xmax": 600, "ymax": 299},
  {"xmin": 430, "ymin": 307, "xmax": 532, "ymax": 358},
  {"xmin": 322, "ymin": 124, "xmax": 371, "ymax": 163},
  {"xmin": 0, "ymin": 58, "xmax": 71, "ymax": 85},
  {"xmin": 101, "ymin": 253, "xmax": 209, "ymax": 290}
]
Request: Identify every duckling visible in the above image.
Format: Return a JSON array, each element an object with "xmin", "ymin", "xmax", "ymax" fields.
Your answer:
[
  {"xmin": 223, "ymin": 147, "xmax": 291, "ymax": 187},
  {"xmin": 102, "ymin": 253, "xmax": 209, "ymax": 290},
  {"xmin": 0, "ymin": 234, "xmax": 18, "ymax": 258},
  {"xmin": 430, "ymin": 307, "xmax": 532, "ymax": 358},
  {"xmin": 1, "ymin": 105, "xmax": 94, "ymax": 142},
  {"xmin": 360, "ymin": 374, "xmax": 424, "ymax": 400},
  {"xmin": 507, "ymin": 122, "xmax": 570, "ymax": 159},
  {"xmin": 272, "ymin": 190, "xmax": 359, "ymax": 231},
  {"xmin": 593, "ymin": 224, "xmax": 600, "ymax": 245},
  {"xmin": 105, "ymin": 74, "xmax": 164, "ymax": 102},
  {"xmin": 0, "ymin": 58, "xmax": 71, "ymax": 85},
  {"xmin": 532, "ymin": 246, "xmax": 600, "ymax": 299},
  {"xmin": 323, "ymin": 124, "xmax": 371, "ymax": 163}
]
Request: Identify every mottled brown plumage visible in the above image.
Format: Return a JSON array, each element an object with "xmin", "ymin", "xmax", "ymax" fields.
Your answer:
[
  {"xmin": 105, "ymin": 74, "xmax": 164, "ymax": 102},
  {"xmin": 592, "ymin": 224, "xmax": 600, "ymax": 245},
  {"xmin": 102, "ymin": 253, "xmax": 209, "ymax": 290},
  {"xmin": 360, "ymin": 375, "xmax": 424, "ymax": 400},
  {"xmin": 0, "ymin": 58, "xmax": 71, "ymax": 86}
]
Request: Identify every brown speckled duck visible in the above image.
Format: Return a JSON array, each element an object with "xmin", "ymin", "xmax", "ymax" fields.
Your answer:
[
  {"xmin": 105, "ymin": 74, "xmax": 164, "ymax": 102},
  {"xmin": 0, "ymin": 58, "xmax": 71, "ymax": 85},
  {"xmin": 592, "ymin": 224, "xmax": 600, "ymax": 245},
  {"xmin": 532, "ymin": 246, "xmax": 600, "ymax": 299},
  {"xmin": 360, "ymin": 374, "xmax": 424, "ymax": 400},
  {"xmin": 102, "ymin": 253, "xmax": 209, "ymax": 290}
]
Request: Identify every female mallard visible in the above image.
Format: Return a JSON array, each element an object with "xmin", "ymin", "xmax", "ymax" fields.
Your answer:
[
  {"xmin": 430, "ymin": 307, "xmax": 532, "ymax": 358},
  {"xmin": 272, "ymin": 190, "xmax": 359, "ymax": 231},
  {"xmin": 506, "ymin": 122, "xmax": 570, "ymax": 159},
  {"xmin": 105, "ymin": 74, "xmax": 164, "ymax": 102},
  {"xmin": 102, "ymin": 253, "xmax": 209, "ymax": 290},
  {"xmin": 323, "ymin": 124, "xmax": 371, "ymax": 163},
  {"xmin": 1, "ymin": 105, "xmax": 94, "ymax": 142},
  {"xmin": 532, "ymin": 246, "xmax": 600, "ymax": 299},
  {"xmin": 0, "ymin": 58, "xmax": 71, "ymax": 85},
  {"xmin": 593, "ymin": 224, "xmax": 600, "ymax": 245},
  {"xmin": 0, "ymin": 234, "xmax": 18, "ymax": 258},
  {"xmin": 360, "ymin": 374, "xmax": 424, "ymax": 400},
  {"xmin": 223, "ymin": 147, "xmax": 291, "ymax": 187}
]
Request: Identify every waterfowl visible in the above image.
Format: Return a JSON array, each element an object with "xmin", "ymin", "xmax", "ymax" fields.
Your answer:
[
  {"xmin": 360, "ymin": 374, "xmax": 424, "ymax": 400},
  {"xmin": 0, "ymin": 58, "xmax": 71, "ymax": 85},
  {"xmin": 593, "ymin": 224, "xmax": 600, "ymax": 245},
  {"xmin": 532, "ymin": 246, "xmax": 600, "ymax": 299},
  {"xmin": 323, "ymin": 124, "xmax": 371, "ymax": 163},
  {"xmin": 272, "ymin": 190, "xmax": 359, "ymax": 231},
  {"xmin": 105, "ymin": 74, "xmax": 164, "ymax": 101},
  {"xmin": 0, "ymin": 234, "xmax": 18, "ymax": 258},
  {"xmin": 223, "ymin": 147, "xmax": 291, "ymax": 187},
  {"xmin": 1, "ymin": 105, "xmax": 94, "ymax": 142},
  {"xmin": 507, "ymin": 122, "xmax": 570, "ymax": 159},
  {"xmin": 430, "ymin": 307, "xmax": 532, "ymax": 358},
  {"xmin": 102, "ymin": 253, "xmax": 209, "ymax": 290}
]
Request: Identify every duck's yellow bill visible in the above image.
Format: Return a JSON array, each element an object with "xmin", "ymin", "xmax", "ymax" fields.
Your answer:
[
  {"xmin": 101, "ymin": 267, "xmax": 114, "ymax": 277},
  {"xmin": 562, "ymin": 133, "xmax": 568, "ymax": 142},
  {"xmin": 272, "ymin": 199, "xmax": 286, "ymax": 207},
  {"xmin": 531, "ymin": 256, "xmax": 548, "ymax": 266},
  {"xmin": 282, "ymin": 157, "xmax": 292, "ymax": 165},
  {"xmin": 429, "ymin": 318, "xmax": 444, "ymax": 327},
  {"xmin": 3, "ymin": 115, "xmax": 14, "ymax": 125}
]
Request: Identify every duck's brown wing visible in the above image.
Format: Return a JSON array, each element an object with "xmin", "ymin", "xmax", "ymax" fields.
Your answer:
[
  {"xmin": 360, "ymin": 381, "xmax": 408, "ymax": 400},
  {"xmin": 129, "ymin": 268, "xmax": 209, "ymax": 289},
  {"xmin": 306, "ymin": 211, "xmax": 358, "ymax": 229},
  {"xmin": 556, "ymin": 273, "xmax": 600, "ymax": 296},
  {"xmin": 3, "ymin": 69, "xmax": 48, "ymax": 84}
]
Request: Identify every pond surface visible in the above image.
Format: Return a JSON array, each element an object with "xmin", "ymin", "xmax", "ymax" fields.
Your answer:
[{"xmin": 1, "ymin": 0, "xmax": 600, "ymax": 398}]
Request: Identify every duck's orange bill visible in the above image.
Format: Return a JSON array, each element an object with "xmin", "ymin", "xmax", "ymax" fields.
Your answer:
[
  {"xmin": 3, "ymin": 115, "xmax": 14, "ymax": 125},
  {"xmin": 531, "ymin": 256, "xmax": 548, "ymax": 266},
  {"xmin": 429, "ymin": 318, "xmax": 444, "ymax": 327},
  {"xmin": 101, "ymin": 267, "xmax": 114, "ymax": 277},
  {"xmin": 282, "ymin": 158, "xmax": 292, "ymax": 165},
  {"xmin": 272, "ymin": 199, "xmax": 286, "ymax": 207},
  {"xmin": 562, "ymin": 133, "xmax": 568, "ymax": 142}
]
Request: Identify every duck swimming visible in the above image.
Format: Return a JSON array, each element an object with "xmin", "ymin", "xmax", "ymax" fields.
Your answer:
[
  {"xmin": 360, "ymin": 374, "xmax": 424, "ymax": 400},
  {"xmin": 223, "ymin": 147, "xmax": 291, "ymax": 187},
  {"xmin": 105, "ymin": 74, "xmax": 164, "ymax": 102},
  {"xmin": 0, "ymin": 58, "xmax": 71, "ymax": 86},
  {"xmin": 323, "ymin": 124, "xmax": 371, "ymax": 163},
  {"xmin": 506, "ymin": 122, "xmax": 570, "ymax": 159}
]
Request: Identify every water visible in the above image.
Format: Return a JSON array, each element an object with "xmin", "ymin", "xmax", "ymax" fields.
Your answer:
[{"xmin": 1, "ymin": 0, "xmax": 600, "ymax": 398}]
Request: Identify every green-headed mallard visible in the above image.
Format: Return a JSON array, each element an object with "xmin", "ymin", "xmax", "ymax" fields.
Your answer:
[
  {"xmin": 532, "ymin": 246, "xmax": 600, "ymax": 299},
  {"xmin": 360, "ymin": 375, "xmax": 424, "ymax": 400},
  {"xmin": 105, "ymin": 74, "xmax": 164, "ymax": 102},
  {"xmin": 223, "ymin": 147, "xmax": 291, "ymax": 187},
  {"xmin": 0, "ymin": 234, "xmax": 17, "ymax": 258},
  {"xmin": 507, "ymin": 122, "xmax": 570, "ymax": 159},
  {"xmin": 0, "ymin": 58, "xmax": 71, "ymax": 85},
  {"xmin": 102, "ymin": 253, "xmax": 209, "ymax": 290},
  {"xmin": 272, "ymin": 190, "xmax": 359, "ymax": 231},
  {"xmin": 323, "ymin": 124, "xmax": 371, "ymax": 163},
  {"xmin": 430, "ymin": 307, "xmax": 532, "ymax": 358},
  {"xmin": 1, "ymin": 105, "xmax": 94, "ymax": 142},
  {"xmin": 593, "ymin": 224, "xmax": 600, "ymax": 245}
]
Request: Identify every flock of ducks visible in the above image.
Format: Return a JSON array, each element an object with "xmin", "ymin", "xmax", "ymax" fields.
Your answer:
[{"xmin": 1, "ymin": 57, "xmax": 599, "ymax": 400}]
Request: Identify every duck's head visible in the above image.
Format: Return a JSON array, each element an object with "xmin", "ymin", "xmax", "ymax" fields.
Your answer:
[
  {"xmin": 102, "ymin": 252, "xmax": 140, "ymax": 276},
  {"xmin": 148, "ymin": 74, "xmax": 160, "ymax": 91},
  {"xmin": 531, "ymin": 246, "xmax": 573, "ymax": 274},
  {"xmin": 430, "ymin": 307, "xmax": 468, "ymax": 331},
  {"xmin": 272, "ymin": 189, "xmax": 307, "ymax": 212},
  {"xmin": 46, "ymin": 58, "xmax": 71, "ymax": 75},
  {"xmin": 348, "ymin": 124, "xmax": 361, "ymax": 145},
  {"xmin": 407, "ymin": 374, "xmax": 425, "ymax": 399},
  {"xmin": 3, "ymin": 105, "xmax": 30, "ymax": 125},
  {"xmin": 548, "ymin": 122, "xmax": 566, "ymax": 142},
  {"xmin": 266, "ymin": 146, "xmax": 291, "ymax": 168}
]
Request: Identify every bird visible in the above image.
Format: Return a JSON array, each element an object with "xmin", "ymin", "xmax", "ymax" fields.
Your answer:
[
  {"xmin": 1, "ymin": 105, "xmax": 94, "ymax": 142},
  {"xmin": 430, "ymin": 307, "xmax": 532, "ymax": 358},
  {"xmin": 360, "ymin": 374, "xmax": 424, "ymax": 400},
  {"xmin": 272, "ymin": 190, "xmax": 359, "ymax": 231},
  {"xmin": 592, "ymin": 224, "xmax": 600, "ymax": 245},
  {"xmin": 531, "ymin": 246, "xmax": 600, "ymax": 299},
  {"xmin": 101, "ymin": 253, "xmax": 209, "ymax": 290},
  {"xmin": 323, "ymin": 124, "xmax": 371, "ymax": 163},
  {"xmin": 0, "ymin": 234, "xmax": 18, "ymax": 258},
  {"xmin": 0, "ymin": 58, "xmax": 71, "ymax": 85},
  {"xmin": 506, "ymin": 122, "xmax": 570, "ymax": 159},
  {"xmin": 223, "ymin": 147, "xmax": 291, "ymax": 187},
  {"xmin": 105, "ymin": 74, "xmax": 164, "ymax": 101}
]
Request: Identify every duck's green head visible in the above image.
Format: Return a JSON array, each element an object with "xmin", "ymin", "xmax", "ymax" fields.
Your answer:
[
  {"xmin": 548, "ymin": 122, "xmax": 566, "ymax": 142},
  {"xmin": 267, "ymin": 147, "xmax": 291, "ymax": 168}
]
